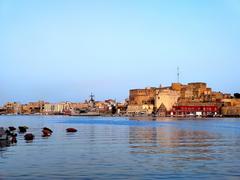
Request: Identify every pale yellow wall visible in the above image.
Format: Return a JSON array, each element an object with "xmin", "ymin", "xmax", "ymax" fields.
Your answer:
[
  {"xmin": 222, "ymin": 106, "xmax": 240, "ymax": 116},
  {"xmin": 222, "ymin": 99, "xmax": 240, "ymax": 107},
  {"xmin": 155, "ymin": 89, "xmax": 180, "ymax": 111},
  {"xmin": 44, "ymin": 104, "xmax": 54, "ymax": 112},
  {"xmin": 44, "ymin": 103, "xmax": 65, "ymax": 113},
  {"xmin": 54, "ymin": 104, "xmax": 64, "ymax": 112},
  {"xmin": 127, "ymin": 104, "xmax": 154, "ymax": 114}
]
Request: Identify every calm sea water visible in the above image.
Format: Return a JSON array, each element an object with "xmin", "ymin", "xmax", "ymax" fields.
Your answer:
[{"xmin": 0, "ymin": 116, "xmax": 240, "ymax": 179}]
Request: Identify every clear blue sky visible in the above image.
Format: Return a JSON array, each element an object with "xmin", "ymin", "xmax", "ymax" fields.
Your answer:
[{"xmin": 0, "ymin": 0, "xmax": 240, "ymax": 104}]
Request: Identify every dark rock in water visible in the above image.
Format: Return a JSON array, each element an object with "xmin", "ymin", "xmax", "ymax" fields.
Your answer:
[
  {"xmin": 43, "ymin": 127, "xmax": 53, "ymax": 133},
  {"xmin": 9, "ymin": 126, "xmax": 16, "ymax": 131},
  {"xmin": 19, "ymin": 126, "xmax": 29, "ymax": 133},
  {"xmin": 0, "ymin": 127, "xmax": 17, "ymax": 144},
  {"xmin": 24, "ymin": 133, "xmax": 34, "ymax": 141},
  {"xmin": 42, "ymin": 130, "xmax": 51, "ymax": 137},
  {"xmin": 5, "ymin": 130, "xmax": 11, "ymax": 136},
  {"xmin": 66, "ymin": 128, "xmax": 78, "ymax": 133},
  {"xmin": 42, "ymin": 127, "xmax": 53, "ymax": 137}
]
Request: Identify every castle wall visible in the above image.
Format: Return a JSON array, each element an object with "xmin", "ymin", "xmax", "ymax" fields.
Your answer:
[
  {"xmin": 155, "ymin": 89, "xmax": 180, "ymax": 111},
  {"xmin": 129, "ymin": 88, "xmax": 156, "ymax": 105}
]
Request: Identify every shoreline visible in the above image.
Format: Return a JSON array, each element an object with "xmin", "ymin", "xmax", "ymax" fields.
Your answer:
[{"xmin": 1, "ymin": 114, "xmax": 240, "ymax": 119}]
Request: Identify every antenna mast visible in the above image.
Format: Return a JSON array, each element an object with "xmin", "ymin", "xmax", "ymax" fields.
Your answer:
[
  {"xmin": 90, "ymin": 92, "xmax": 95, "ymax": 102},
  {"xmin": 177, "ymin": 66, "xmax": 180, "ymax": 83}
]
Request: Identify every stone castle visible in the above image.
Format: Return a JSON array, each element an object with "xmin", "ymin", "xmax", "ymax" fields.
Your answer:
[{"xmin": 127, "ymin": 82, "xmax": 240, "ymax": 117}]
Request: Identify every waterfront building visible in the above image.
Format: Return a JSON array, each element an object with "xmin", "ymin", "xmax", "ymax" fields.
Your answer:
[
  {"xmin": 171, "ymin": 104, "xmax": 219, "ymax": 117},
  {"xmin": 176, "ymin": 82, "xmax": 212, "ymax": 102},
  {"xmin": 3, "ymin": 102, "xmax": 21, "ymax": 114},
  {"xmin": 155, "ymin": 88, "xmax": 180, "ymax": 111},
  {"xmin": 116, "ymin": 101, "xmax": 128, "ymax": 115},
  {"xmin": 21, "ymin": 104, "xmax": 31, "ymax": 114},
  {"xmin": 129, "ymin": 87, "xmax": 156, "ymax": 105},
  {"xmin": 43, "ymin": 102, "xmax": 70, "ymax": 115},
  {"xmin": 127, "ymin": 104, "xmax": 154, "ymax": 115},
  {"xmin": 44, "ymin": 103, "xmax": 55, "ymax": 114},
  {"xmin": 127, "ymin": 82, "xmax": 230, "ymax": 117},
  {"xmin": 127, "ymin": 87, "xmax": 156, "ymax": 115},
  {"xmin": 221, "ymin": 98, "xmax": 240, "ymax": 116},
  {"xmin": 20, "ymin": 101, "xmax": 45, "ymax": 114},
  {"xmin": 54, "ymin": 103, "xmax": 65, "ymax": 113},
  {"xmin": 28, "ymin": 101, "xmax": 45, "ymax": 114},
  {"xmin": 95, "ymin": 101, "xmax": 109, "ymax": 113}
]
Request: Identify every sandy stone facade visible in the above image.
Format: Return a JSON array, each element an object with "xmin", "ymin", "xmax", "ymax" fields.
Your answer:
[
  {"xmin": 127, "ymin": 82, "xmax": 235, "ymax": 116},
  {"xmin": 221, "ymin": 99, "xmax": 240, "ymax": 116},
  {"xmin": 221, "ymin": 106, "xmax": 240, "ymax": 116},
  {"xmin": 129, "ymin": 88, "xmax": 156, "ymax": 105},
  {"xmin": 3, "ymin": 102, "xmax": 22, "ymax": 114},
  {"xmin": 127, "ymin": 87, "xmax": 156, "ymax": 115},
  {"xmin": 43, "ymin": 102, "xmax": 69, "ymax": 114},
  {"xmin": 155, "ymin": 89, "xmax": 180, "ymax": 111},
  {"xmin": 127, "ymin": 104, "xmax": 154, "ymax": 115}
]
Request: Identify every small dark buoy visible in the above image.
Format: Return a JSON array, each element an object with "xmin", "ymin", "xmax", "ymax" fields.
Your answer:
[
  {"xmin": 24, "ymin": 133, "xmax": 34, "ymax": 141},
  {"xmin": 66, "ymin": 128, "xmax": 77, "ymax": 133},
  {"xmin": 42, "ymin": 127, "xmax": 53, "ymax": 137},
  {"xmin": 19, "ymin": 126, "xmax": 29, "ymax": 133},
  {"xmin": 9, "ymin": 126, "xmax": 16, "ymax": 131}
]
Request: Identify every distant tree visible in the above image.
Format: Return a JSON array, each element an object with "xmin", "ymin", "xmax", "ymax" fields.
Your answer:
[{"xmin": 234, "ymin": 93, "xmax": 240, "ymax": 99}]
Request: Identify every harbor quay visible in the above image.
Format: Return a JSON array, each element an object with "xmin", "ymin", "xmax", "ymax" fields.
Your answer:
[{"xmin": 1, "ymin": 82, "xmax": 240, "ymax": 117}]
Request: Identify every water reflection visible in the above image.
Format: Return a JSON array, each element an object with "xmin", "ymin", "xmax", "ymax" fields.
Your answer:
[
  {"xmin": 129, "ymin": 126, "xmax": 217, "ymax": 161},
  {"xmin": 0, "ymin": 141, "xmax": 10, "ymax": 158},
  {"xmin": 0, "ymin": 141, "xmax": 10, "ymax": 148}
]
